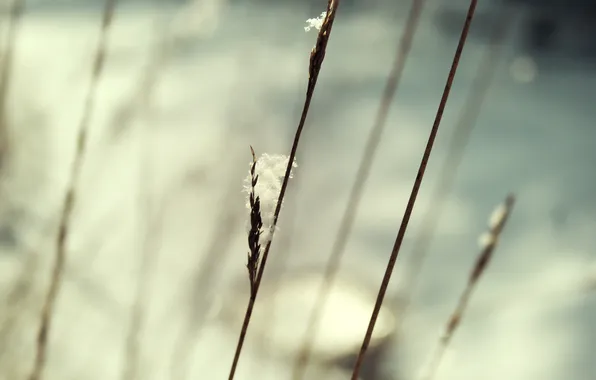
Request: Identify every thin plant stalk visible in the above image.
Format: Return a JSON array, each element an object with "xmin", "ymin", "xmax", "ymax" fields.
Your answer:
[
  {"xmin": 350, "ymin": 1, "xmax": 478, "ymax": 378},
  {"xmin": 227, "ymin": 1, "xmax": 341, "ymax": 378},
  {"xmin": 420, "ymin": 194, "xmax": 515, "ymax": 380},
  {"xmin": 27, "ymin": 1, "xmax": 117, "ymax": 379},
  {"xmin": 396, "ymin": 7, "xmax": 514, "ymax": 326},
  {"xmin": 290, "ymin": 0, "xmax": 427, "ymax": 377}
]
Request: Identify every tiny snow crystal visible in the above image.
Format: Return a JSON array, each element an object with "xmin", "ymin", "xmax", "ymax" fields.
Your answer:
[{"xmin": 304, "ymin": 11, "xmax": 326, "ymax": 32}]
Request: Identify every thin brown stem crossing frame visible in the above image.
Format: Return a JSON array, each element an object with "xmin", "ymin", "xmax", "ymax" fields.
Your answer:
[
  {"xmin": 350, "ymin": 1, "xmax": 479, "ymax": 378},
  {"xmin": 290, "ymin": 0, "xmax": 428, "ymax": 377},
  {"xmin": 226, "ymin": 1, "xmax": 341, "ymax": 379}
]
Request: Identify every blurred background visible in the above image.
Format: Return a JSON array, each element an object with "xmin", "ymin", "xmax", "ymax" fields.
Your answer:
[{"xmin": 0, "ymin": 0, "xmax": 595, "ymax": 379}]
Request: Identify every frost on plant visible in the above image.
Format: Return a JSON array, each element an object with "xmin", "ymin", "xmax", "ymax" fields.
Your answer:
[
  {"xmin": 304, "ymin": 11, "xmax": 326, "ymax": 32},
  {"xmin": 243, "ymin": 151, "xmax": 297, "ymax": 247}
]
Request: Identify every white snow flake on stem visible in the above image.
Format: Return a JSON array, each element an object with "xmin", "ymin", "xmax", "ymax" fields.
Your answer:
[
  {"xmin": 243, "ymin": 153, "xmax": 297, "ymax": 245},
  {"xmin": 304, "ymin": 11, "xmax": 326, "ymax": 32}
]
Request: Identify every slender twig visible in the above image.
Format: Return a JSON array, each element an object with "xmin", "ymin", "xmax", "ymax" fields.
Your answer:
[
  {"xmin": 290, "ymin": 0, "xmax": 427, "ymax": 377},
  {"xmin": 420, "ymin": 194, "xmax": 515, "ymax": 380},
  {"xmin": 27, "ymin": 2, "xmax": 116, "ymax": 379},
  {"xmin": 397, "ymin": 7, "xmax": 514, "ymax": 326},
  {"xmin": 350, "ymin": 1, "xmax": 478, "ymax": 378},
  {"xmin": 227, "ymin": 1, "xmax": 341, "ymax": 378}
]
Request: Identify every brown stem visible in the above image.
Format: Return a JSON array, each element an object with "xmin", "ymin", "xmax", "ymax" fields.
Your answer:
[
  {"xmin": 290, "ymin": 0, "xmax": 428, "ymax": 377},
  {"xmin": 420, "ymin": 194, "xmax": 515, "ymax": 380},
  {"xmin": 226, "ymin": 1, "xmax": 341, "ymax": 379},
  {"xmin": 27, "ymin": 2, "xmax": 116, "ymax": 379},
  {"xmin": 396, "ymin": 6, "xmax": 514, "ymax": 329},
  {"xmin": 350, "ymin": 1, "xmax": 478, "ymax": 379}
]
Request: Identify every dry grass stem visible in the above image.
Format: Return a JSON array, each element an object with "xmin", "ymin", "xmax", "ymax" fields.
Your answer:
[
  {"xmin": 350, "ymin": 1, "xmax": 478, "ymax": 378},
  {"xmin": 227, "ymin": 1, "xmax": 341, "ymax": 378},
  {"xmin": 420, "ymin": 194, "xmax": 515, "ymax": 380},
  {"xmin": 290, "ymin": 0, "xmax": 427, "ymax": 377},
  {"xmin": 397, "ymin": 7, "xmax": 513, "ymax": 325},
  {"xmin": 27, "ymin": 1, "xmax": 117, "ymax": 379}
]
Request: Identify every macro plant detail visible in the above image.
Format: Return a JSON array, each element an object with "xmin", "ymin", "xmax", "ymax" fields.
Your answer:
[{"xmin": 0, "ymin": 0, "xmax": 591, "ymax": 380}]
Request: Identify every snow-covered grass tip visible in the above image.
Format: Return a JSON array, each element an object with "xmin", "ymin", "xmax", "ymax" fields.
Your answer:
[{"xmin": 243, "ymin": 148, "xmax": 297, "ymax": 293}]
